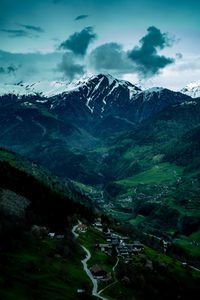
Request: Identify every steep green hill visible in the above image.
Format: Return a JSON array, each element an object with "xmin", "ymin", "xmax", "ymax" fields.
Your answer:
[{"xmin": 0, "ymin": 152, "xmax": 96, "ymax": 299}]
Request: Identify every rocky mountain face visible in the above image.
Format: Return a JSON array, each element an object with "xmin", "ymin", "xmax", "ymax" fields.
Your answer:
[{"xmin": 0, "ymin": 74, "xmax": 191, "ymax": 134}]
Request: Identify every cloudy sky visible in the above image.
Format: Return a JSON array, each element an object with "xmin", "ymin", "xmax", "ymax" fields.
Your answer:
[{"xmin": 0, "ymin": 0, "xmax": 200, "ymax": 89}]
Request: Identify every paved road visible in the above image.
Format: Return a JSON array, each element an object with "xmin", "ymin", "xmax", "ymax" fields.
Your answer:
[
  {"xmin": 72, "ymin": 224, "xmax": 79, "ymax": 238},
  {"xmin": 112, "ymin": 257, "xmax": 119, "ymax": 271},
  {"xmin": 72, "ymin": 224, "xmax": 108, "ymax": 300}
]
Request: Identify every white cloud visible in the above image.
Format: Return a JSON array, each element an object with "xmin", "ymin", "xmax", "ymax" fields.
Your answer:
[{"xmin": 123, "ymin": 55, "xmax": 200, "ymax": 91}]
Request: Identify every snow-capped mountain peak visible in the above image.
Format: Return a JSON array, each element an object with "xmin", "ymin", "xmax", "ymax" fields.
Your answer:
[
  {"xmin": 0, "ymin": 74, "xmax": 141, "ymax": 99},
  {"xmin": 181, "ymin": 80, "xmax": 200, "ymax": 98},
  {"xmin": 0, "ymin": 74, "xmax": 192, "ymax": 136}
]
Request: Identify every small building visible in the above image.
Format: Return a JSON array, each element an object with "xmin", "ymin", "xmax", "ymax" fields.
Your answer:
[
  {"xmin": 77, "ymin": 289, "xmax": 85, "ymax": 294},
  {"xmin": 98, "ymin": 244, "xmax": 111, "ymax": 252},
  {"xmin": 77, "ymin": 224, "xmax": 87, "ymax": 232},
  {"xmin": 106, "ymin": 238, "xmax": 112, "ymax": 242},
  {"xmin": 124, "ymin": 258, "xmax": 133, "ymax": 264},
  {"xmin": 105, "ymin": 232, "xmax": 112, "ymax": 237},
  {"xmin": 90, "ymin": 265, "xmax": 108, "ymax": 279},
  {"xmin": 48, "ymin": 232, "xmax": 55, "ymax": 238},
  {"xmin": 132, "ymin": 248, "xmax": 142, "ymax": 254},
  {"xmin": 133, "ymin": 241, "xmax": 143, "ymax": 249},
  {"xmin": 93, "ymin": 222, "xmax": 103, "ymax": 228},
  {"xmin": 120, "ymin": 252, "xmax": 129, "ymax": 257},
  {"xmin": 120, "ymin": 236, "xmax": 129, "ymax": 241},
  {"xmin": 111, "ymin": 239, "xmax": 119, "ymax": 246},
  {"xmin": 56, "ymin": 235, "xmax": 64, "ymax": 240}
]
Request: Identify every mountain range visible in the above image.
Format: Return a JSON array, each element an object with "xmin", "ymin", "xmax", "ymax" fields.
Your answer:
[
  {"xmin": 0, "ymin": 74, "xmax": 193, "ymax": 137},
  {"xmin": 0, "ymin": 74, "xmax": 200, "ymax": 250},
  {"xmin": 0, "ymin": 74, "xmax": 193, "ymax": 180}
]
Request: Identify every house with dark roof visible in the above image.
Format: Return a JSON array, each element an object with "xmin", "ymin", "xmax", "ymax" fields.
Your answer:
[
  {"xmin": 90, "ymin": 265, "xmax": 108, "ymax": 279},
  {"xmin": 77, "ymin": 224, "xmax": 87, "ymax": 232},
  {"xmin": 56, "ymin": 235, "xmax": 64, "ymax": 240},
  {"xmin": 133, "ymin": 241, "xmax": 144, "ymax": 249}
]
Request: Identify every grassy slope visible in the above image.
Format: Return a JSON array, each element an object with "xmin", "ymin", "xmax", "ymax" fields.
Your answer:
[
  {"xmin": 0, "ymin": 237, "xmax": 92, "ymax": 300},
  {"xmin": 116, "ymin": 163, "xmax": 183, "ymax": 186},
  {"xmin": 176, "ymin": 230, "xmax": 200, "ymax": 257},
  {"xmin": 0, "ymin": 150, "xmax": 97, "ymax": 299}
]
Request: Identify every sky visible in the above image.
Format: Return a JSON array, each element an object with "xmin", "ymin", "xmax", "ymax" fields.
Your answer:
[{"xmin": 0, "ymin": 0, "xmax": 200, "ymax": 90}]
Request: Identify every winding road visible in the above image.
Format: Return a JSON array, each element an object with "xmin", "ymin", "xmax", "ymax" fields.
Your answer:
[{"xmin": 72, "ymin": 224, "xmax": 109, "ymax": 300}]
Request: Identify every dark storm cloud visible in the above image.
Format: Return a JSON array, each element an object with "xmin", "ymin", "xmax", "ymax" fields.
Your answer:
[
  {"xmin": 1, "ymin": 29, "xmax": 30, "ymax": 37},
  {"xmin": 59, "ymin": 27, "xmax": 96, "ymax": 55},
  {"xmin": 57, "ymin": 52, "xmax": 85, "ymax": 80},
  {"xmin": 127, "ymin": 26, "xmax": 174, "ymax": 77},
  {"xmin": 7, "ymin": 65, "xmax": 19, "ymax": 73},
  {"xmin": 0, "ymin": 64, "xmax": 19, "ymax": 74},
  {"xmin": 20, "ymin": 24, "xmax": 44, "ymax": 33},
  {"xmin": 89, "ymin": 42, "xmax": 133, "ymax": 72},
  {"xmin": 75, "ymin": 15, "xmax": 89, "ymax": 21},
  {"xmin": 89, "ymin": 27, "xmax": 174, "ymax": 78}
]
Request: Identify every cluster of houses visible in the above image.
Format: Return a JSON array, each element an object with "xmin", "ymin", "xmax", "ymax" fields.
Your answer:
[
  {"xmin": 97, "ymin": 231, "xmax": 144, "ymax": 261},
  {"xmin": 74, "ymin": 219, "xmax": 144, "ymax": 283},
  {"xmin": 91, "ymin": 218, "xmax": 144, "ymax": 261},
  {"xmin": 88, "ymin": 228, "xmax": 144, "ymax": 279}
]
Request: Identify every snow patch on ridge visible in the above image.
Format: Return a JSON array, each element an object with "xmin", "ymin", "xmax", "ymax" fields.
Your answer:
[
  {"xmin": 86, "ymin": 97, "xmax": 94, "ymax": 113},
  {"xmin": 181, "ymin": 80, "xmax": 200, "ymax": 98},
  {"xmin": 0, "ymin": 83, "xmax": 36, "ymax": 97},
  {"xmin": 129, "ymin": 86, "xmax": 140, "ymax": 98},
  {"xmin": 138, "ymin": 87, "xmax": 164, "ymax": 102}
]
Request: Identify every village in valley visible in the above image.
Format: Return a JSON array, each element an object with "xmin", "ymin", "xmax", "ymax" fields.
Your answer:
[
  {"xmin": 26, "ymin": 216, "xmax": 200, "ymax": 300},
  {"xmin": 36, "ymin": 216, "xmax": 144, "ymax": 289},
  {"xmin": 76, "ymin": 218, "xmax": 144, "ymax": 280}
]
